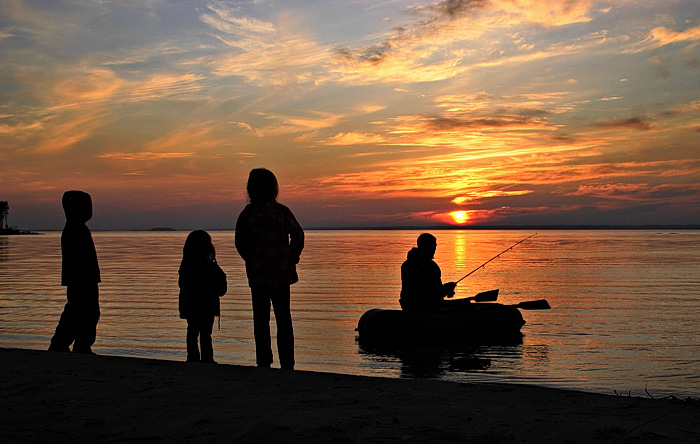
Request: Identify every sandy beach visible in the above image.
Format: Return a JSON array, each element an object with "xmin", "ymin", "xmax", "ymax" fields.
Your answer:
[{"xmin": 1, "ymin": 347, "xmax": 698, "ymax": 443}]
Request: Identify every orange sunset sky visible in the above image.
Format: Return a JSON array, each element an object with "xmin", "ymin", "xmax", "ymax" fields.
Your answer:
[{"xmin": 1, "ymin": 0, "xmax": 699, "ymax": 230}]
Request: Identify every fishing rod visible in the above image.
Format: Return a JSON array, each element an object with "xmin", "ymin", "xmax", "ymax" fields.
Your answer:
[{"xmin": 454, "ymin": 233, "xmax": 537, "ymax": 284}]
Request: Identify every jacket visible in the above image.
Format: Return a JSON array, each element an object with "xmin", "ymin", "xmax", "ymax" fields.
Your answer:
[
  {"xmin": 235, "ymin": 201, "xmax": 304, "ymax": 288},
  {"xmin": 178, "ymin": 257, "xmax": 227, "ymax": 319}
]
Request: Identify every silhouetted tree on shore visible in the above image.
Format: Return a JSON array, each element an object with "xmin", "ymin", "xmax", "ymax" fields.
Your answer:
[{"xmin": 0, "ymin": 201, "xmax": 8, "ymax": 230}]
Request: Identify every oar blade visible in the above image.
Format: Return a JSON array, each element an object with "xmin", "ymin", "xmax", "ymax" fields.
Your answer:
[
  {"xmin": 515, "ymin": 299, "xmax": 551, "ymax": 310},
  {"xmin": 472, "ymin": 289, "xmax": 499, "ymax": 302}
]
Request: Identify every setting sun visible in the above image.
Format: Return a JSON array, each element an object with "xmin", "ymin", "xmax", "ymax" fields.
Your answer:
[{"xmin": 450, "ymin": 211, "xmax": 471, "ymax": 225}]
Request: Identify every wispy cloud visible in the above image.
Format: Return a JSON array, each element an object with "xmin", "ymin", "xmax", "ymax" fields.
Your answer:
[
  {"xmin": 592, "ymin": 116, "xmax": 655, "ymax": 131},
  {"xmin": 329, "ymin": 0, "xmax": 601, "ymax": 85},
  {"xmin": 255, "ymin": 111, "xmax": 344, "ymax": 136},
  {"xmin": 321, "ymin": 132, "xmax": 385, "ymax": 146},
  {"xmin": 99, "ymin": 152, "xmax": 194, "ymax": 161},
  {"xmin": 201, "ymin": 3, "xmax": 329, "ymax": 87},
  {"xmin": 648, "ymin": 26, "xmax": 700, "ymax": 47}
]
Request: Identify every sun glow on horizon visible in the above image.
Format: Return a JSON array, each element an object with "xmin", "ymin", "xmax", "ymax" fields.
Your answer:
[{"xmin": 450, "ymin": 210, "xmax": 471, "ymax": 224}]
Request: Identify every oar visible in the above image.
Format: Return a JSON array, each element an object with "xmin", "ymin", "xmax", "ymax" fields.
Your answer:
[
  {"xmin": 508, "ymin": 299, "xmax": 551, "ymax": 310},
  {"xmin": 444, "ymin": 289, "xmax": 498, "ymax": 310},
  {"xmin": 449, "ymin": 289, "xmax": 499, "ymax": 303},
  {"xmin": 468, "ymin": 289, "xmax": 499, "ymax": 302}
]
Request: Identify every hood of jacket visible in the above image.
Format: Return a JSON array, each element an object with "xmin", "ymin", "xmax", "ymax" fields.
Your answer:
[
  {"xmin": 406, "ymin": 246, "xmax": 434, "ymax": 261},
  {"xmin": 62, "ymin": 190, "xmax": 92, "ymax": 223}
]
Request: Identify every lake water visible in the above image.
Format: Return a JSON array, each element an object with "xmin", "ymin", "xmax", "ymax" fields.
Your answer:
[{"xmin": 1, "ymin": 230, "xmax": 699, "ymax": 398}]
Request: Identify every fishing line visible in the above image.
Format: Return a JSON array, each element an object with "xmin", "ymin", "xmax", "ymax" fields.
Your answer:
[{"xmin": 454, "ymin": 233, "xmax": 537, "ymax": 283}]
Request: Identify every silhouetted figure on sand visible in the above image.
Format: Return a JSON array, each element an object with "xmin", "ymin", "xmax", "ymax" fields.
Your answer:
[
  {"xmin": 399, "ymin": 233, "xmax": 457, "ymax": 312},
  {"xmin": 235, "ymin": 168, "xmax": 304, "ymax": 369},
  {"xmin": 49, "ymin": 191, "xmax": 101, "ymax": 353},
  {"xmin": 178, "ymin": 230, "xmax": 227, "ymax": 363}
]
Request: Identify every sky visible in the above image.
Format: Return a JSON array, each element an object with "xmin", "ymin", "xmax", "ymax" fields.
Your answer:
[{"xmin": 1, "ymin": 0, "xmax": 699, "ymax": 230}]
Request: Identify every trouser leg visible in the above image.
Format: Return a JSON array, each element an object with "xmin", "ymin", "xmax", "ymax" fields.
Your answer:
[
  {"xmin": 199, "ymin": 316, "xmax": 215, "ymax": 363},
  {"xmin": 73, "ymin": 284, "xmax": 100, "ymax": 353},
  {"xmin": 271, "ymin": 286, "xmax": 294, "ymax": 369},
  {"xmin": 49, "ymin": 300, "xmax": 77, "ymax": 352},
  {"xmin": 251, "ymin": 286, "xmax": 273, "ymax": 367},
  {"xmin": 186, "ymin": 320, "xmax": 200, "ymax": 362}
]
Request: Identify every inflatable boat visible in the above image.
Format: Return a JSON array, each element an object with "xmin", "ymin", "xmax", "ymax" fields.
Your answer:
[{"xmin": 357, "ymin": 302, "xmax": 527, "ymax": 344}]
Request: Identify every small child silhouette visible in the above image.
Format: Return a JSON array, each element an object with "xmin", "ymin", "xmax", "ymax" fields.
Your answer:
[{"xmin": 178, "ymin": 230, "xmax": 227, "ymax": 363}]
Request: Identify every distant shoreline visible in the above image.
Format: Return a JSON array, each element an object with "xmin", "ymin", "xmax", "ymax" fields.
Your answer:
[
  {"xmin": 306, "ymin": 224, "xmax": 700, "ymax": 231},
  {"xmin": 12, "ymin": 224, "xmax": 700, "ymax": 233},
  {"xmin": 0, "ymin": 228, "xmax": 40, "ymax": 235}
]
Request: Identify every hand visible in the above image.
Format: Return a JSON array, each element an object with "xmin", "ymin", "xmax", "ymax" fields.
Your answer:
[{"xmin": 444, "ymin": 282, "xmax": 456, "ymax": 297}]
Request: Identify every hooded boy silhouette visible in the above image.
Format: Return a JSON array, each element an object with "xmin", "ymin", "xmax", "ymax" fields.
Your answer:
[{"xmin": 49, "ymin": 190, "xmax": 101, "ymax": 353}]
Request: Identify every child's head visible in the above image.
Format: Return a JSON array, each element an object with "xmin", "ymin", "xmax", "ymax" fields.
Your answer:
[
  {"xmin": 246, "ymin": 168, "xmax": 279, "ymax": 203},
  {"xmin": 62, "ymin": 190, "xmax": 93, "ymax": 223},
  {"xmin": 183, "ymin": 230, "xmax": 214, "ymax": 259}
]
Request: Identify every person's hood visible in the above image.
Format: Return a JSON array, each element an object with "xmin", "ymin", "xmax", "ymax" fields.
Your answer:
[
  {"xmin": 62, "ymin": 190, "xmax": 92, "ymax": 223},
  {"xmin": 406, "ymin": 247, "xmax": 433, "ymax": 261}
]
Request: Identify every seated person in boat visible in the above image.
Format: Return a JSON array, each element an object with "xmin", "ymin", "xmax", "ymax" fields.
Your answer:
[{"xmin": 399, "ymin": 233, "xmax": 457, "ymax": 312}]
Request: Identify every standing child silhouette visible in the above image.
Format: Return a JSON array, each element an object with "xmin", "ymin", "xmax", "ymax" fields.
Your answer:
[
  {"xmin": 49, "ymin": 190, "xmax": 101, "ymax": 354},
  {"xmin": 235, "ymin": 168, "xmax": 304, "ymax": 370},
  {"xmin": 178, "ymin": 230, "xmax": 227, "ymax": 363}
]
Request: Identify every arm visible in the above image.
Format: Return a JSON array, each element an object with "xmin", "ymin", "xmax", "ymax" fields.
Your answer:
[
  {"xmin": 234, "ymin": 208, "xmax": 250, "ymax": 261},
  {"xmin": 431, "ymin": 262, "xmax": 455, "ymax": 300},
  {"xmin": 211, "ymin": 261, "xmax": 227, "ymax": 297},
  {"xmin": 442, "ymin": 282, "xmax": 457, "ymax": 298},
  {"xmin": 285, "ymin": 207, "xmax": 304, "ymax": 263}
]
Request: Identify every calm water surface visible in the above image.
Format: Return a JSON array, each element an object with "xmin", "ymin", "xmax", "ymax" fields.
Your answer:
[{"xmin": 1, "ymin": 230, "xmax": 698, "ymax": 398}]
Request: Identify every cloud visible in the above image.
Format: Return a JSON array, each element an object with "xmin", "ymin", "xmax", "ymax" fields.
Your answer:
[
  {"xmin": 452, "ymin": 189, "xmax": 532, "ymax": 204},
  {"xmin": 255, "ymin": 111, "xmax": 343, "ymax": 136},
  {"xmin": 200, "ymin": 3, "xmax": 275, "ymax": 40},
  {"xmin": 122, "ymin": 74, "xmax": 205, "ymax": 102},
  {"xmin": 200, "ymin": 3, "xmax": 328, "ymax": 87},
  {"xmin": 649, "ymin": 26, "xmax": 700, "ymax": 47},
  {"xmin": 51, "ymin": 69, "xmax": 204, "ymax": 105},
  {"xmin": 330, "ymin": 49, "xmax": 467, "ymax": 85},
  {"xmin": 568, "ymin": 182, "xmax": 648, "ymax": 198},
  {"xmin": 329, "ymin": 0, "xmax": 486, "ymax": 85},
  {"xmin": 6, "ymin": 64, "xmax": 207, "ymax": 154},
  {"xmin": 142, "ymin": 124, "xmax": 219, "ymax": 153},
  {"xmin": 568, "ymin": 182, "xmax": 700, "ymax": 203},
  {"xmin": 231, "ymin": 121, "xmax": 254, "ymax": 131},
  {"xmin": 329, "ymin": 0, "xmax": 599, "ymax": 85},
  {"xmin": 354, "ymin": 105, "xmax": 386, "ymax": 114},
  {"xmin": 494, "ymin": 0, "xmax": 595, "ymax": 26},
  {"xmin": 321, "ymin": 132, "xmax": 385, "ymax": 146},
  {"xmin": 98, "ymin": 152, "xmax": 194, "ymax": 161},
  {"xmin": 592, "ymin": 116, "xmax": 654, "ymax": 131}
]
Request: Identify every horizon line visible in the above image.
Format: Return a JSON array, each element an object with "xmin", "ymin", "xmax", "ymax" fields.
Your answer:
[{"xmin": 7, "ymin": 224, "xmax": 700, "ymax": 233}]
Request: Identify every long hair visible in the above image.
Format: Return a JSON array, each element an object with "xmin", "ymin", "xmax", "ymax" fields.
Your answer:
[{"xmin": 246, "ymin": 168, "xmax": 279, "ymax": 203}]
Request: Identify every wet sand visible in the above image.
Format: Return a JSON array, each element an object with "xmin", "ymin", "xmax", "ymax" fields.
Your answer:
[{"xmin": 1, "ymin": 347, "xmax": 698, "ymax": 443}]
